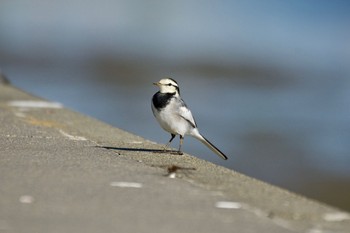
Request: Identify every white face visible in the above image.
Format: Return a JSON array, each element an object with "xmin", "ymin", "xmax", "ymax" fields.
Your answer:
[{"xmin": 155, "ymin": 78, "xmax": 179, "ymax": 94}]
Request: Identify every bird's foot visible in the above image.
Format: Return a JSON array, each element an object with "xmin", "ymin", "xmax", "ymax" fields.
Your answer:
[
  {"xmin": 176, "ymin": 151, "xmax": 183, "ymax": 155},
  {"xmin": 158, "ymin": 146, "xmax": 183, "ymax": 155}
]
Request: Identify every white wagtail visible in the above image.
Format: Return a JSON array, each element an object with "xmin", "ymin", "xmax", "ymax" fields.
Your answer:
[{"xmin": 151, "ymin": 78, "xmax": 228, "ymax": 160}]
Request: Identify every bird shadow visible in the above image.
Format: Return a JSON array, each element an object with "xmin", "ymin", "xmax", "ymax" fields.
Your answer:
[{"xmin": 95, "ymin": 146, "xmax": 183, "ymax": 155}]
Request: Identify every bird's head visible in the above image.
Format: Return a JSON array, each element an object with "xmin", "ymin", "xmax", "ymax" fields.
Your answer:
[{"xmin": 153, "ymin": 78, "xmax": 180, "ymax": 94}]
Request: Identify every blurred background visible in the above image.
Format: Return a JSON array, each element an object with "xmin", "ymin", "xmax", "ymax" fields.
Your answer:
[{"xmin": 1, "ymin": 1, "xmax": 349, "ymax": 211}]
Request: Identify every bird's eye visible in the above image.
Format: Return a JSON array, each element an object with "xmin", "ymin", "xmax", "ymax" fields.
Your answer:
[{"xmin": 167, "ymin": 83, "xmax": 172, "ymax": 86}]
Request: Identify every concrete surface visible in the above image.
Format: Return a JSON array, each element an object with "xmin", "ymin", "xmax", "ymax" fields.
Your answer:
[{"xmin": 0, "ymin": 83, "xmax": 349, "ymax": 233}]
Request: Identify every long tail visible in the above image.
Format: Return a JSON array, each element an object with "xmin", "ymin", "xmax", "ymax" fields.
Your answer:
[{"xmin": 192, "ymin": 132, "xmax": 228, "ymax": 160}]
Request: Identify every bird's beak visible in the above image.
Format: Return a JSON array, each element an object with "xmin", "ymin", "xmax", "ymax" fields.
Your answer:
[{"xmin": 153, "ymin": 82, "xmax": 160, "ymax": 86}]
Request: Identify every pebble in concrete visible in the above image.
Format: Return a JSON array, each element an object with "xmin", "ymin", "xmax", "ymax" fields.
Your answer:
[{"xmin": 109, "ymin": 182, "xmax": 143, "ymax": 188}]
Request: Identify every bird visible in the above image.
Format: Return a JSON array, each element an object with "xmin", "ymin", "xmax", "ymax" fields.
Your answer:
[{"xmin": 151, "ymin": 78, "xmax": 228, "ymax": 160}]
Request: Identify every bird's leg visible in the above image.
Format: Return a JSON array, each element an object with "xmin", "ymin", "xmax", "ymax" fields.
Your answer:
[
  {"xmin": 163, "ymin": 134, "xmax": 176, "ymax": 151},
  {"xmin": 177, "ymin": 135, "xmax": 184, "ymax": 155}
]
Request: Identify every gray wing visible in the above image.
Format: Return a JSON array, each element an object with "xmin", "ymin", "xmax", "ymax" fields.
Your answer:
[{"xmin": 177, "ymin": 100, "xmax": 197, "ymax": 128}]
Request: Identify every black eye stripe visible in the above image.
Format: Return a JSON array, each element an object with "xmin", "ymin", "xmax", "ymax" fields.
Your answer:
[{"xmin": 163, "ymin": 83, "xmax": 175, "ymax": 86}]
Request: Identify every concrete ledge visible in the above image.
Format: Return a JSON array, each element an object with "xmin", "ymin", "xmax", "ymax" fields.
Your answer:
[{"xmin": 1, "ymin": 83, "xmax": 349, "ymax": 233}]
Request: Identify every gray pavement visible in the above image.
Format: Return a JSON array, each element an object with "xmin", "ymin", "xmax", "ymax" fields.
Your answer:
[{"xmin": 0, "ymin": 83, "xmax": 349, "ymax": 233}]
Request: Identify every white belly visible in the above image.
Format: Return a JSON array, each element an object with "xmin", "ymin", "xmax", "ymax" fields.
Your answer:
[{"xmin": 152, "ymin": 102, "xmax": 191, "ymax": 136}]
